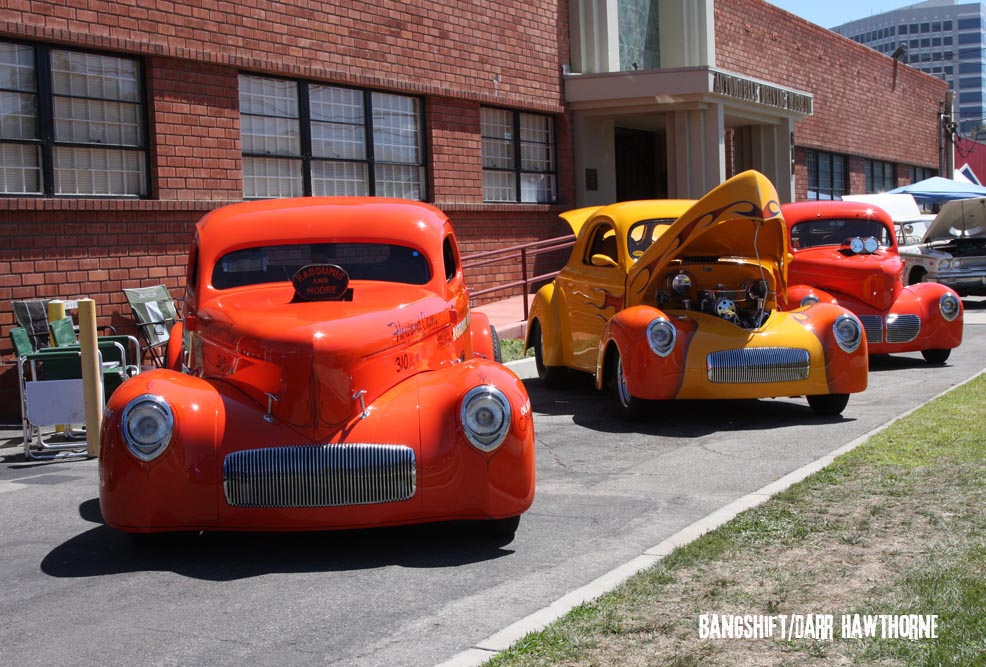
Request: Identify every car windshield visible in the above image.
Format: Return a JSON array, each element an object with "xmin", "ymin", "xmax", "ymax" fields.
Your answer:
[
  {"xmin": 791, "ymin": 219, "xmax": 893, "ymax": 249},
  {"xmin": 212, "ymin": 242, "xmax": 431, "ymax": 289},
  {"xmin": 627, "ymin": 218, "xmax": 675, "ymax": 260}
]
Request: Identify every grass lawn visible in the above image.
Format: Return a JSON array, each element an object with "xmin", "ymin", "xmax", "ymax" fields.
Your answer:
[
  {"xmin": 485, "ymin": 373, "xmax": 986, "ymax": 666},
  {"xmin": 500, "ymin": 338, "xmax": 533, "ymax": 363}
]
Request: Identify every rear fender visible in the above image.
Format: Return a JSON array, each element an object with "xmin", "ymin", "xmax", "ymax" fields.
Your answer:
[{"xmin": 469, "ymin": 311, "xmax": 496, "ymax": 360}]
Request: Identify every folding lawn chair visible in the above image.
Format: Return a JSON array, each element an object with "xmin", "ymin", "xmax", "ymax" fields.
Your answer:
[{"xmin": 123, "ymin": 285, "xmax": 180, "ymax": 368}]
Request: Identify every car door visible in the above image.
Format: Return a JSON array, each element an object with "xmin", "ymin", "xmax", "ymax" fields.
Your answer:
[{"xmin": 556, "ymin": 220, "xmax": 626, "ymax": 372}]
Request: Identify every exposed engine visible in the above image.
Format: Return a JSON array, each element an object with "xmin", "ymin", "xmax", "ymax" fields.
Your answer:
[{"xmin": 657, "ymin": 268, "xmax": 772, "ymax": 330}]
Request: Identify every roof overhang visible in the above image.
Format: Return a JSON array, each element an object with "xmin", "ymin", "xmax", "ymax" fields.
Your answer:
[{"xmin": 565, "ymin": 66, "xmax": 813, "ymax": 125}]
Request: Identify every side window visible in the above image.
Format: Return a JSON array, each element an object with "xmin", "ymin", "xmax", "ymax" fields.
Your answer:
[
  {"xmin": 584, "ymin": 224, "xmax": 618, "ymax": 266},
  {"xmin": 443, "ymin": 235, "xmax": 459, "ymax": 282}
]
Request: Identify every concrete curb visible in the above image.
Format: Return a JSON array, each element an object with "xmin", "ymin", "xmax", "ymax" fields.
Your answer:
[{"xmin": 436, "ymin": 368, "xmax": 986, "ymax": 667}]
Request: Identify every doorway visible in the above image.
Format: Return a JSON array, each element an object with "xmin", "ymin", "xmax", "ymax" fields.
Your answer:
[{"xmin": 615, "ymin": 127, "xmax": 665, "ymax": 200}]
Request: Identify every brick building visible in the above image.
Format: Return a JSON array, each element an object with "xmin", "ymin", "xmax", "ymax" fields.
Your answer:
[{"xmin": 0, "ymin": 0, "xmax": 948, "ymax": 416}]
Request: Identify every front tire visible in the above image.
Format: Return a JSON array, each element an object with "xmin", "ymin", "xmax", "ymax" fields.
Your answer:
[
  {"xmin": 612, "ymin": 347, "xmax": 648, "ymax": 421},
  {"xmin": 807, "ymin": 393, "xmax": 849, "ymax": 416},
  {"xmin": 489, "ymin": 324, "xmax": 502, "ymax": 363},
  {"xmin": 530, "ymin": 320, "xmax": 568, "ymax": 388},
  {"xmin": 921, "ymin": 348, "xmax": 951, "ymax": 364}
]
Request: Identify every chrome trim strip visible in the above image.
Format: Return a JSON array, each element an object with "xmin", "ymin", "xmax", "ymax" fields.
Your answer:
[
  {"xmin": 223, "ymin": 444, "xmax": 416, "ymax": 508},
  {"xmin": 707, "ymin": 347, "xmax": 811, "ymax": 384}
]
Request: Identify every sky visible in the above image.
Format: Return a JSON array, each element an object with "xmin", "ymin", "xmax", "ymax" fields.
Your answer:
[{"xmin": 765, "ymin": 0, "xmax": 930, "ymax": 29}]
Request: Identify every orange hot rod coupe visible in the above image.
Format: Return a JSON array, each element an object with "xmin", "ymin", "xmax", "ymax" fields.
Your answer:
[
  {"xmin": 784, "ymin": 201, "xmax": 963, "ymax": 364},
  {"xmin": 99, "ymin": 198, "xmax": 535, "ymax": 537},
  {"xmin": 525, "ymin": 170, "xmax": 869, "ymax": 418}
]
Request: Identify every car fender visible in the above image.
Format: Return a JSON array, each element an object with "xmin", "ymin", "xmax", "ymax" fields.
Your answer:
[
  {"xmin": 166, "ymin": 321, "xmax": 184, "ymax": 371},
  {"xmin": 99, "ymin": 369, "xmax": 226, "ymax": 531},
  {"xmin": 797, "ymin": 302, "xmax": 869, "ymax": 394},
  {"xmin": 526, "ymin": 282, "xmax": 565, "ymax": 366},
  {"xmin": 788, "ymin": 284, "xmax": 839, "ymax": 308},
  {"xmin": 595, "ymin": 305, "xmax": 697, "ymax": 400},
  {"xmin": 469, "ymin": 310, "xmax": 497, "ymax": 361},
  {"xmin": 899, "ymin": 282, "xmax": 964, "ymax": 348}
]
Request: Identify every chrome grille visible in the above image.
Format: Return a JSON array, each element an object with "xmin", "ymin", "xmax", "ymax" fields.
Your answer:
[
  {"xmin": 859, "ymin": 315, "xmax": 884, "ymax": 344},
  {"xmin": 886, "ymin": 314, "xmax": 921, "ymax": 343},
  {"xmin": 707, "ymin": 347, "xmax": 811, "ymax": 384},
  {"xmin": 223, "ymin": 444, "xmax": 416, "ymax": 508},
  {"xmin": 957, "ymin": 257, "xmax": 986, "ymax": 269}
]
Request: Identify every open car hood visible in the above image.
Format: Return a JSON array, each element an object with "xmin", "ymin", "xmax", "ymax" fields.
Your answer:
[
  {"xmin": 924, "ymin": 197, "xmax": 986, "ymax": 242},
  {"xmin": 626, "ymin": 170, "xmax": 787, "ymax": 305}
]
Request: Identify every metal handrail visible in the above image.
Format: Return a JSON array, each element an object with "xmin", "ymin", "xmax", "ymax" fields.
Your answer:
[{"xmin": 462, "ymin": 234, "xmax": 575, "ymax": 320}]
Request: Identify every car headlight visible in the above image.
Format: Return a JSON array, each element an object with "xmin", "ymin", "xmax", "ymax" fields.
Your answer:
[
  {"xmin": 121, "ymin": 394, "xmax": 174, "ymax": 462},
  {"xmin": 953, "ymin": 259, "xmax": 962, "ymax": 269},
  {"xmin": 670, "ymin": 271, "xmax": 693, "ymax": 295},
  {"xmin": 833, "ymin": 314, "xmax": 863, "ymax": 353},
  {"xmin": 939, "ymin": 259, "xmax": 952, "ymax": 270},
  {"xmin": 800, "ymin": 294, "xmax": 819, "ymax": 307},
  {"xmin": 863, "ymin": 237, "xmax": 879, "ymax": 254},
  {"xmin": 849, "ymin": 237, "xmax": 865, "ymax": 254},
  {"xmin": 940, "ymin": 293, "xmax": 961, "ymax": 322},
  {"xmin": 460, "ymin": 385, "xmax": 511, "ymax": 452},
  {"xmin": 646, "ymin": 317, "xmax": 677, "ymax": 357}
]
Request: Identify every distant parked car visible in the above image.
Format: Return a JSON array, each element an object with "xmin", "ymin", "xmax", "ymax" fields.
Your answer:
[
  {"xmin": 525, "ymin": 170, "xmax": 868, "ymax": 418},
  {"xmin": 100, "ymin": 197, "xmax": 535, "ymax": 538},
  {"xmin": 784, "ymin": 201, "xmax": 963, "ymax": 364},
  {"xmin": 898, "ymin": 196, "xmax": 986, "ymax": 295}
]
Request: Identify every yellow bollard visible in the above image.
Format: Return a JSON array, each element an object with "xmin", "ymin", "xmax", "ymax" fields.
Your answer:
[
  {"xmin": 47, "ymin": 299, "xmax": 66, "ymax": 346},
  {"xmin": 78, "ymin": 299, "xmax": 104, "ymax": 458},
  {"xmin": 47, "ymin": 299, "xmax": 67, "ymax": 433}
]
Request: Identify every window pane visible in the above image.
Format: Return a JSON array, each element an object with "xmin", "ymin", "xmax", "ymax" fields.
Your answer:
[
  {"xmin": 310, "ymin": 84, "xmax": 365, "ymax": 159},
  {"xmin": 519, "ymin": 112, "xmax": 553, "ymax": 144},
  {"xmin": 375, "ymin": 163, "xmax": 424, "ymax": 200},
  {"xmin": 483, "ymin": 170, "xmax": 515, "ymax": 202},
  {"xmin": 0, "ymin": 142, "xmax": 41, "ymax": 194},
  {"xmin": 54, "ymin": 146, "xmax": 145, "ymax": 195},
  {"xmin": 241, "ymin": 114, "xmax": 301, "ymax": 156},
  {"xmin": 520, "ymin": 173, "xmax": 556, "ymax": 203},
  {"xmin": 521, "ymin": 140, "xmax": 554, "ymax": 172},
  {"xmin": 243, "ymin": 156, "xmax": 303, "ymax": 199},
  {"xmin": 482, "ymin": 136, "xmax": 513, "ymax": 168},
  {"xmin": 0, "ymin": 42, "xmax": 36, "ymax": 91},
  {"xmin": 239, "ymin": 75, "xmax": 298, "ymax": 118},
  {"xmin": 311, "ymin": 160, "xmax": 368, "ymax": 196},
  {"xmin": 0, "ymin": 91, "xmax": 37, "ymax": 139},
  {"xmin": 53, "ymin": 97, "xmax": 141, "ymax": 145},
  {"xmin": 51, "ymin": 50, "xmax": 140, "ymax": 102},
  {"xmin": 371, "ymin": 92, "xmax": 421, "ymax": 164}
]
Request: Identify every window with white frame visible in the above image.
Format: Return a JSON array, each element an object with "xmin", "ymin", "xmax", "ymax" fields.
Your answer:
[
  {"xmin": 239, "ymin": 74, "xmax": 426, "ymax": 200},
  {"xmin": 0, "ymin": 40, "xmax": 146, "ymax": 196},
  {"xmin": 481, "ymin": 107, "xmax": 557, "ymax": 203}
]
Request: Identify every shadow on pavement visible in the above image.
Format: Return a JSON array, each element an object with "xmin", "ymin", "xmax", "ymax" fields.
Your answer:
[
  {"xmin": 43, "ymin": 498, "xmax": 517, "ymax": 581},
  {"xmin": 523, "ymin": 374, "xmax": 852, "ymax": 437}
]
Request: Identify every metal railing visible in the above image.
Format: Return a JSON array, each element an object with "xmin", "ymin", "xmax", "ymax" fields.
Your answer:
[{"xmin": 462, "ymin": 234, "xmax": 575, "ymax": 320}]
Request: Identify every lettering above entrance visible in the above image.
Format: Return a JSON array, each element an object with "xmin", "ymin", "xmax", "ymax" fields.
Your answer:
[{"xmin": 712, "ymin": 71, "xmax": 813, "ymax": 115}]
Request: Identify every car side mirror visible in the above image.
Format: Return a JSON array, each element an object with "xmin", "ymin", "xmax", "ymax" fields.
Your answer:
[{"xmin": 590, "ymin": 253, "xmax": 619, "ymax": 268}]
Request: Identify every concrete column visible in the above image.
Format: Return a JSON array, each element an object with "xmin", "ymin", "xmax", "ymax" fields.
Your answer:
[
  {"xmin": 666, "ymin": 104, "xmax": 725, "ymax": 198},
  {"xmin": 658, "ymin": 0, "xmax": 715, "ymax": 68},
  {"xmin": 573, "ymin": 113, "xmax": 618, "ymax": 206},
  {"xmin": 569, "ymin": 0, "xmax": 620, "ymax": 73},
  {"xmin": 745, "ymin": 119, "xmax": 795, "ymax": 203}
]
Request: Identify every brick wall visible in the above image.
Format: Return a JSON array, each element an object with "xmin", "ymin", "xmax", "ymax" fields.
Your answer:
[
  {"xmin": 716, "ymin": 0, "xmax": 948, "ymax": 199},
  {"xmin": 0, "ymin": 1, "xmax": 573, "ymax": 418}
]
